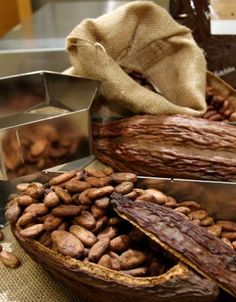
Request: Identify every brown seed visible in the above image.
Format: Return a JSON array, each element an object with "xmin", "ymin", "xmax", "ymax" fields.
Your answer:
[
  {"xmin": 111, "ymin": 172, "xmax": 137, "ymax": 183},
  {"xmin": 39, "ymin": 232, "xmax": 52, "ymax": 247},
  {"xmin": 129, "ymin": 228, "xmax": 145, "ymax": 242},
  {"xmin": 88, "ymin": 186, "xmax": 114, "ymax": 200},
  {"xmin": 232, "ymin": 241, "xmax": 236, "ymax": 250},
  {"xmin": 20, "ymin": 224, "xmax": 44, "ymax": 238},
  {"xmin": 110, "ymin": 235, "xmax": 130, "ymax": 253},
  {"xmin": 57, "ymin": 222, "xmax": 69, "ymax": 231},
  {"xmin": 64, "ymin": 180, "xmax": 91, "ymax": 192},
  {"xmin": 90, "ymin": 204, "xmax": 105, "ymax": 218},
  {"xmin": 70, "ymin": 225, "xmax": 97, "ymax": 247},
  {"xmin": 216, "ymin": 220, "xmax": 236, "ymax": 232},
  {"xmin": 52, "ymin": 205, "xmax": 83, "ymax": 217},
  {"xmin": 30, "ymin": 139, "xmax": 47, "ymax": 157},
  {"xmin": 115, "ymin": 182, "xmax": 134, "ymax": 195},
  {"xmin": 85, "ymin": 168, "xmax": 106, "ymax": 178},
  {"xmin": 145, "ymin": 189, "xmax": 169, "ymax": 204},
  {"xmin": 17, "ymin": 212, "xmax": 37, "ymax": 227},
  {"xmin": 191, "ymin": 210, "xmax": 208, "ymax": 220},
  {"xmin": 165, "ymin": 197, "xmax": 178, "ymax": 208},
  {"xmin": 221, "ymin": 232, "xmax": 236, "ymax": 241},
  {"xmin": 24, "ymin": 203, "xmax": 48, "ymax": 216},
  {"xmin": 109, "ymin": 251, "xmax": 121, "ymax": 270},
  {"xmin": 202, "ymin": 110, "xmax": 217, "ymax": 119},
  {"xmin": 133, "ymin": 188, "xmax": 145, "ymax": 196},
  {"xmin": 208, "ymin": 114, "xmax": 222, "ymax": 121},
  {"xmin": 200, "ymin": 217, "xmax": 214, "ymax": 227},
  {"xmin": 108, "ymin": 217, "xmax": 122, "ymax": 226},
  {"xmin": 54, "ymin": 186, "xmax": 72, "ymax": 204},
  {"xmin": 97, "ymin": 226, "xmax": 118, "ymax": 240},
  {"xmin": 5, "ymin": 203, "xmax": 21, "ymax": 223},
  {"xmin": 25, "ymin": 183, "xmax": 44, "ymax": 198},
  {"xmin": 17, "ymin": 195, "xmax": 38, "ymax": 207},
  {"xmin": 120, "ymin": 249, "xmax": 147, "ymax": 270},
  {"xmin": 49, "ymin": 171, "xmax": 76, "ymax": 185},
  {"xmin": 124, "ymin": 191, "xmax": 137, "ymax": 200},
  {"xmin": 73, "ymin": 211, "xmax": 96, "ymax": 230},
  {"xmin": 0, "ymin": 250, "xmax": 21, "ymax": 268},
  {"xmin": 207, "ymin": 224, "xmax": 222, "ymax": 237},
  {"xmin": 0, "ymin": 230, "xmax": 4, "ymax": 241},
  {"xmin": 44, "ymin": 215, "xmax": 63, "ymax": 231},
  {"xmin": 102, "ymin": 166, "xmax": 113, "ymax": 176},
  {"xmin": 16, "ymin": 183, "xmax": 29, "ymax": 192},
  {"xmin": 178, "ymin": 201, "xmax": 201, "ymax": 211},
  {"xmin": 192, "ymin": 219, "xmax": 201, "ymax": 226},
  {"xmin": 219, "ymin": 99, "xmax": 230, "ymax": 114},
  {"xmin": 136, "ymin": 194, "xmax": 156, "ymax": 203},
  {"xmin": 78, "ymin": 188, "xmax": 93, "ymax": 205},
  {"xmin": 44, "ymin": 191, "xmax": 60, "ymax": 207},
  {"xmin": 221, "ymin": 237, "xmax": 234, "ymax": 249},
  {"xmin": 86, "ymin": 177, "xmax": 111, "ymax": 188},
  {"xmin": 97, "ymin": 254, "xmax": 112, "ymax": 268},
  {"xmin": 51, "ymin": 230, "xmax": 84, "ymax": 258},
  {"xmin": 121, "ymin": 267, "xmax": 148, "ymax": 277},
  {"xmin": 175, "ymin": 206, "xmax": 191, "ymax": 215},
  {"xmin": 88, "ymin": 238, "xmax": 110, "ymax": 262},
  {"xmin": 95, "ymin": 197, "xmax": 110, "ymax": 209},
  {"xmin": 92, "ymin": 216, "xmax": 108, "ymax": 234},
  {"xmin": 149, "ymin": 258, "xmax": 165, "ymax": 276}
]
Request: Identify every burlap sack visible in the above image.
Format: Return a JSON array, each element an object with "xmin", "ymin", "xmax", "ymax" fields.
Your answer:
[{"xmin": 66, "ymin": 1, "xmax": 207, "ymax": 117}]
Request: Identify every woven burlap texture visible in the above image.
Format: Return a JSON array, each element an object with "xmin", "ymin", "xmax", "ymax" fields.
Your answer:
[
  {"xmin": 66, "ymin": 1, "xmax": 207, "ymax": 116},
  {"xmin": 0, "ymin": 225, "xmax": 80, "ymax": 302}
]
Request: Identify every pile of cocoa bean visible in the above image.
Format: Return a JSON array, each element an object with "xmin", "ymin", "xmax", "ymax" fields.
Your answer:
[{"xmin": 4, "ymin": 167, "xmax": 236, "ymax": 274}]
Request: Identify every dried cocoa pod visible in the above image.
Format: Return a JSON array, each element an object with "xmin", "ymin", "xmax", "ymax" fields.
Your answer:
[
  {"xmin": 43, "ymin": 191, "xmax": 60, "ymax": 207},
  {"xmin": 69, "ymin": 225, "xmax": 97, "ymax": 247},
  {"xmin": 88, "ymin": 238, "xmax": 110, "ymax": 262},
  {"xmin": 0, "ymin": 250, "xmax": 21, "ymax": 268},
  {"xmin": 24, "ymin": 203, "xmax": 48, "ymax": 216},
  {"xmin": 87, "ymin": 186, "xmax": 114, "ymax": 200},
  {"xmin": 97, "ymin": 226, "xmax": 118, "ymax": 240},
  {"xmin": 175, "ymin": 207, "xmax": 191, "ymax": 215},
  {"xmin": 86, "ymin": 177, "xmax": 111, "ymax": 188},
  {"xmin": 178, "ymin": 201, "xmax": 201, "ymax": 211},
  {"xmin": 90, "ymin": 204, "xmax": 105, "ymax": 218},
  {"xmin": 207, "ymin": 225, "xmax": 222, "ymax": 237},
  {"xmin": 95, "ymin": 197, "xmax": 110, "ymax": 209},
  {"xmin": 73, "ymin": 211, "xmax": 96, "ymax": 230},
  {"xmin": 111, "ymin": 173, "xmax": 137, "ymax": 184},
  {"xmin": 92, "ymin": 216, "xmax": 108, "ymax": 234},
  {"xmin": 221, "ymin": 232, "xmax": 236, "ymax": 241},
  {"xmin": 17, "ymin": 195, "xmax": 38, "ymax": 207},
  {"xmin": 85, "ymin": 168, "xmax": 106, "ymax": 178},
  {"xmin": 109, "ymin": 251, "xmax": 121, "ymax": 270},
  {"xmin": 0, "ymin": 230, "xmax": 4, "ymax": 241},
  {"xmin": 49, "ymin": 171, "xmax": 76, "ymax": 185},
  {"xmin": 17, "ymin": 212, "xmax": 37, "ymax": 227},
  {"xmin": 216, "ymin": 221, "xmax": 236, "ymax": 232},
  {"xmin": 51, "ymin": 230, "xmax": 84, "ymax": 258},
  {"xmin": 120, "ymin": 249, "xmax": 147, "ymax": 270},
  {"xmin": 54, "ymin": 187, "xmax": 72, "ymax": 204},
  {"xmin": 20, "ymin": 224, "xmax": 44, "ymax": 238},
  {"xmin": 200, "ymin": 217, "xmax": 214, "ymax": 227},
  {"xmin": 110, "ymin": 235, "xmax": 130, "ymax": 253},
  {"xmin": 111, "ymin": 193, "xmax": 236, "ymax": 296},
  {"xmin": 121, "ymin": 267, "xmax": 148, "ymax": 277},
  {"xmin": 5, "ymin": 202, "xmax": 21, "ymax": 223},
  {"xmin": 52, "ymin": 205, "xmax": 83, "ymax": 217},
  {"xmin": 115, "ymin": 182, "xmax": 134, "ymax": 195},
  {"xmin": 191, "ymin": 210, "xmax": 208, "ymax": 220},
  {"xmin": 64, "ymin": 180, "xmax": 91, "ymax": 192},
  {"xmin": 97, "ymin": 254, "xmax": 112, "ymax": 268},
  {"xmin": 16, "ymin": 183, "xmax": 29, "ymax": 192},
  {"xmin": 25, "ymin": 183, "xmax": 44, "ymax": 198},
  {"xmin": 44, "ymin": 215, "xmax": 63, "ymax": 231}
]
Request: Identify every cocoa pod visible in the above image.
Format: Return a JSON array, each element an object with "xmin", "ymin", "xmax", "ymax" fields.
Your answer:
[
  {"xmin": 0, "ymin": 230, "xmax": 4, "ymax": 241},
  {"xmin": 110, "ymin": 235, "xmax": 130, "ymax": 253},
  {"xmin": 44, "ymin": 191, "xmax": 60, "ymax": 207},
  {"xmin": 97, "ymin": 226, "xmax": 118, "ymax": 240},
  {"xmin": 25, "ymin": 183, "xmax": 44, "ymax": 198},
  {"xmin": 24, "ymin": 203, "xmax": 48, "ymax": 216},
  {"xmin": 115, "ymin": 182, "xmax": 134, "ymax": 195},
  {"xmin": 51, "ymin": 230, "xmax": 84, "ymax": 258},
  {"xmin": 90, "ymin": 204, "xmax": 105, "ymax": 218},
  {"xmin": 0, "ymin": 250, "xmax": 21, "ymax": 268},
  {"xmin": 94, "ymin": 197, "xmax": 110, "ymax": 209},
  {"xmin": 44, "ymin": 215, "xmax": 63, "ymax": 231},
  {"xmin": 88, "ymin": 238, "xmax": 110, "ymax": 262},
  {"xmin": 17, "ymin": 195, "xmax": 37, "ymax": 207},
  {"xmin": 92, "ymin": 216, "xmax": 108, "ymax": 234},
  {"xmin": 120, "ymin": 249, "xmax": 147, "ymax": 270},
  {"xmin": 73, "ymin": 211, "xmax": 96, "ymax": 230},
  {"xmin": 121, "ymin": 267, "xmax": 148, "ymax": 277},
  {"xmin": 207, "ymin": 224, "xmax": 222, "ymax": 237},
  {"xmin": 70, "ymin": 225, "xmax": 97, "ymax": 247},
  {"xmin": 64, "ymin": 180, "xmax": 91, "ymax": 192},
  {"xmin": 87, "ymin": 186, "xmax": 114, "ymax": 200},
  {"xmin": 52, "ymin": 205, "xmax": 83, "ymax": 217},
  {"xmin": 49, "ymin": 171, "xmax": 76, "ymax": 185},
  {"xmin": 17, "ymin": 212, "xmax": 37, "ymax": 227},
  {"xmin": 216, "ymin": 220, "xmax": 236, "ymax": 232},
  {"xmin": 221, "ymin": 232, "xmax": 236, "ymax": 241},
  {"xmin": 86, "ymin": 177, "xmax": 111, "ymax": 188},
  {"xmin": 191, "ymin": 210, "xmax": 208, "ymax": 220},
  {"xmin": 178, "ymin": 201, "xmax": 201, "ymax": 211},
  {"xmin": 97, "ymin": 254, "xmax": 112, "ymax": 268},
  {"xmin": 54, "ymin": 186, "xmax": 72, "ymax": 204},
  {"xmin": 5, "ymin": 202, "xmax": 21, "ymax": 223},
  {"xmin": 111, "ymin": 172, "xmax": 137, "ymax": 184},
  {"xmin": 20, "ymin": 224, "xmax": 44, "ymax": 238}
]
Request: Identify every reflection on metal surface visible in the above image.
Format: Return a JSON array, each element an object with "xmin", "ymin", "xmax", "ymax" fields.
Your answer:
[
  {"xmin": 0, "ymin": 71, "xmax": 100, "ymax": 180},
  {"xmin": 137, "ymin": 176, "xmax": 236, "ymax": 221}
]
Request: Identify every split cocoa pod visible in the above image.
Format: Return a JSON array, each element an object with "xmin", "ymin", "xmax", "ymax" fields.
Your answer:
[{"xmin": 8, "ymin": 168, "xmax": 221, "ymax": 302}]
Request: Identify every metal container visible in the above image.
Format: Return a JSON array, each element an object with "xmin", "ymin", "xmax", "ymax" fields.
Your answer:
[{"xmin": 0, "ymin": 71, "xmax": 100, "ymax": 181}]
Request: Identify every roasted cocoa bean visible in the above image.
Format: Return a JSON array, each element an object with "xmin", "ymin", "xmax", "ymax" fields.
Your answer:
[
  {"xmin": 24, "ymin": 203, "xmax": 48, "ymax": 216},
  {"xmin": 121, "ymin": 267, "xmax": 148, "ymax": 277},
  {"xmin": 207, "ymin": 224, "xmax": 222, "ymax": 237},
  {"xmin": 92, "ymin": 216, "xmax": 108, "ymax": 234},
  {"xmin": 86, "ymin": 177, "xmax": 111, "ymax": 188},
  {"xmin": 0, "ymin": 230, "xmax": 4, "ymax": 241},
  {"xmin": 20, "ymin": 224, "xmax": 44, "ymax": 238},
  {"xmin": 216, "ymin": 220, "xmax": 236, "ymax": 232},
  {"xmin": 115, "ymin": 182, "xmax": 134, "ymax": 195},
  {"xmin": 88, "ymin": 186, "xmax": 114, "ymax": 200},
  {"xmin": 90, "ymin": 204, "xmax": 106, "ymax": 218},
  {"xmin": 109, "ymin": 251, "xmax": 121, "ymax": 270},
  {"xmin": 64, "ymin": 180, "xmax": 91, "ymax": 192},
  {"xmin": 5, "ymin": 202, "xmax": 21, "ymax": 223},
  {"xmin": 200, "ymin": 217, "xmax": 214, "ymax": 227},
  {"xmin": 145, "ymin": 189, "xmax": 169, "ymax": 205},
  {"xmin": 192, "ymin": 219, "xmax": 201, "ymax": 226},
  {"xmin": 39, "ymin": 232, "xmax": 53, "ymax": 247},
  {"xmin": 78, "ymin": 188, "xmax": 93, "ymax": 205},
  {"xmin": 97, "ymin": 226, "xmax": 118, "ymax": 240},
  {"xmin": 70, "ymin": 225, "xmax": 97, "ymax": 247},
  {"xmin": 51, "ymin": 230, "xmax": 84, "ymax": 258},
  {"xmin": 97, "ymin": 254, "xmax": 112, "ymax": 268},
  {"xmin": 164, "ymin": 197, "xmax": 178, "ymax": 208},
  {"xmin": 102, "ymin": 166, "xmax": 113, "ymax": 176},
  {"xmin": 52, "ymin": 205, "xmax": 83, "ymax": 217},
  {"xmin": 110, "ymin": 235, "xmax": 130, "ymax": 253},
  {"xmin": 44, "ymin": 191, "xmax": 60, "ymax": 207},
  {"xmin": 57, "ymin": 222, "xmax": 69, "ymax": 231},
  {"xmin": 17, "ymin": 195, "xmax": 37, "ymax": 207},
  {"xmin": 111, "ymin": 172, "xmax": 137, "ymax": 184},
  {"xmin": 49, "ymin": 171, "xmax": 76, "ymax": 185},
  {"xmin": 120, "ymin": 249, "xmax": 147, "ymax": 270},
  {"xmin": 73, "ymin": 211, "xmax": 96, "ymax": 230},
  {"xmin": 221, "ymin": 237, "xmax": 234, "ymax": 249},
  {"xmin": 135, "ymin": 194, "xmax": 157, "ymax": 203},
  {"xmin": 0, "ymin": 250, "xmax": 21, "ymax": 268},
  {"xmin": 108, "ymin": 217, "xmax": 122, "ymax": 226},
  {"xmin": 191, "ymin": 210, "xmax": 208, "ymax": 220},
  {"xmin": 54, "ymin": 186, "xmax": 72, "ymax": 204},
  {"xmin": 175, "ymin": 206, "xmax": 191, "ymax": 215},
  {"xmin": 44, "ymin": 215, "xmax": 63, "ymax": 231},
  {"xmin": 88, "ymin": 238, "xmax": 110, "ymax": 262},
  {"xmin": 25, "ymin": 183, "xmax": 44, "ymax": 198},
  {"xmin": 221, "ymin": 232, "xmax": 236, "ymax": 241},
  {"xmin": 178, "ymin": 201, "xmax": 201, "ymax": 211},
  {"xmin": 95, "ymin": 197, "xmax": 110, "ymax": 209},
  {"xmin": 30, "ymin": 139, "xmax": 47, "ymax": 157},
  {"xmin": 16, "ymin": 183, "xmax": 29, "ymax": 192},
  {"xmin": 17, "ymin": 212, "xmax": 37, "ymax": 227},
  {"xmin": 232, "ymin": 241, "xmax": 236, "ymax": 250},
  {"xmin": 85, "ymin": 168, "xmax": 106, "ymax": 178},
  {"xmin": 124, "ymin": 191, "xmax": 137, "ymax": 200}
]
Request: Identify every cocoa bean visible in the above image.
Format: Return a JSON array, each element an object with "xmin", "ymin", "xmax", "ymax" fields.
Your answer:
[
  {"xmin": 200, "ymin": 217, "xmax": 214, "ymax": 227},
  {"xmin": 0, "ymin": 230, "xmax": 4, "ymax": 241},
  {"xmin": 25, "ymin": 203, "xmax": 48, "ymax": 216},
  {"xmin": 52, "ymin": 205, "xmax": 83, "ymax": 217},
  {"xmin": 202, "ymin": 110, "xmax": 218, "ymax": 119},
  {"xmin": 0, "ymin": 250, "xmax": 21, "ymax": 268},
  {"xmin": 192, "ymin": 219, "xmax": 201, "ymax": 226},
  {"xmin": 232, "ymin": 241, "xmax": 236, "ymax": 250},
  {"xmin": 121, "ymin": 267, "xmax": 148, "ymax": 277},
  {"xmin": 216, "ymin": 220, "xmax": 236, "ymax": 232},
  {"xmin": 30, "ymin": 139, "xmax": 47, "ymax": 157},
  {"xmin": 178, "ymin": 201, "xmax": 201, "ymax": 211},
  {"xmin": 111, "ymin": 172, "xmax": 137, "ymax": 183},
  {"xmin": 64, "ymin": 180, "xmax": 91, "ymax": 192},
  {"xmin": 208, "ymin": 114, "xmax": 222, "ymax": 121},
  {"xmin": 97, "ymin": 226, "xmax": 118, "ymax": 240},
  {"xmin": 191, "ymin": 210, "xmax": 208, "ymax": 220},
  {"xmin": 20, "ymin": 224, "xmax": 44, "ymax": 238},
  {"xmin": 124, "ymin": 191, "xmax": 137, "ymax": 200},
  {"xmin": 25, "ymin": 183, "xmax": 44, "ymax": 198},
  {"xmin": 207, "ymin": 224, "xmax": 222, "ymax": 237},
  {"xmin": 221, "ymin": 237, "xmax": 234, "ymax": 249},
  {"xmin": 44, "ymin": 215, "xmax": 63, "ymax": 231},
  {"xmin": 39, "ymin": 232, "xmax": 52, "ymax": 247},
  {"xmin": 5, "ymin": 202, "xmax": 21, "ymax": 223},
  {"xmin": 135, "ymin": 194, "xmax": 157, "ymax": 203},
  {"xmin": 90, "ymin": 204, "xmax": 106, "ymax": 218},
  {"xmin": 88, "ymin": 238, "xmax": 110, "ymax": 262},
  {"xmin": 102, "ymin": 167, "xmax": 113, "ymax": 176},
  {"xmin": 110, "ymin": 235, "xmax": 130, "ymax": 253},
  {"xmin": 85, "ymin": 168, "xmax": 106, "ymax": 178},
  {"xmin": 78, "ymin": 188, "xmax": 93, "ymax": 205},
  {"xmin": 87, "ymin": 186, "xmax": 114, "ymax": 200},
  {"xmin": 51, "ymin": 230, "xmax": 84, "ymax": 258},
  {"xmin": 92, "ymin": 216, "xmax": 108, "ymax": 234},
  {"xmin": 57, "ymin": 222, "xmax": 68, "ymax": 231},
  {"xmin": 54, "ymin": 186, "xmax": 72, "ymax": 204},
  {"xmin": 149, "ymin": 258, "xmax": 165, "ymax": 276},
  {"xmin": 129, "ymin": 228, "xmax": 145, "ymax": 242},
  {"xmin": 16, "ymin": 183, "xmax": 29, "ymax": 192},
  {"xmin": 97, "ymin": 254, "xmax": 112, "ymax": 268},
  {"xmin": 120, "ymin": 249, "xmax": 147, "ymax": 270},
  {"xmin": 133, "ymin": 188, "xmax": 145, "ymax": 196},
  {"xmin": 70, "ymin": 225, "xmax": 97, "ymax": 247},
  {"xmin": 175, "ymin": 206, "xmax": 191, "ymax": 215},
  {"xmin": 73, "ymin": 211, "xmax": 96, "ymax": 230},
  {"xmin": 164, "ymin": 197, "xmax": 178, "ymax": 208},
  {"xmin": 17, "ymin": 195, "xmax": 38, "ymax": 207},
  {"xmin": 219, "ymin": 99, "xmax": 230, "ymax": 114},
  {"xmin": 108, "ymin": 217, "xmax": 122, "ymax": 226},
  {"xmin": 17, "ymin": 212, "xmax": 37, "ymax": 227},
  {"xmin": 84, "ymin": 248, "xmax": 89, "ymax": 257},
  {"xmin": 44, "ymin": 191, "xmax": 60, "ymax": 207},
  {"xmin": 115, "ymin": 182, "xmax": 134, "ymax": 195},
  {"xmin": 95, "ymin": 197, "xmax": 110, "ymax": 209},
  {"xmin": 109, "ymin": 251, "xmax": 121, "ymax": 270},
  {"xmin": 49, "ymin": 171, "xmax": 76, "ymax": 185},
  {"xmin": 145, "ymin": 189, "xmax": 169, "ymax": 205},
  {"xmin": 221, "ymin": 232, "xmax": 236, "ymax": 241},
  {"xmin": 86, "ymin": 177, "xmax": 111, "ymax": 188}
]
